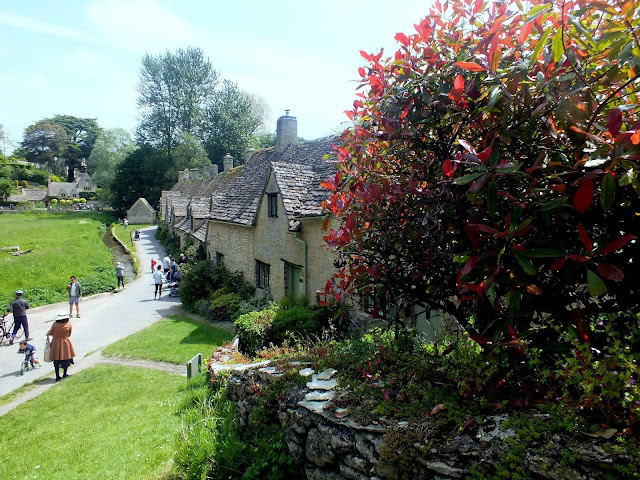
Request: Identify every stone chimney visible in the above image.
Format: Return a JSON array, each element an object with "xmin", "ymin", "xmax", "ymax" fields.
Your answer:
[
  {"xmin": 178, "ymin": 171, "xmax": 185, "ymax": 182},
  {"xmin": 244, "ymin": 147, "xmax": 255, "ymax": 164},
  {"xmin": 203, "ymin": 164, "xmax": 219, "ymax": 179},
  {"xmin": 276, "ymin": 110, "xmax": 297, "ymax": 153},
  {"xmin": 223, "ymin": 154, "xmax": 234, "ymax": 172},
  {"xmin": 189, "ymin": 168, "xmax": 200, "ymax": 180}
]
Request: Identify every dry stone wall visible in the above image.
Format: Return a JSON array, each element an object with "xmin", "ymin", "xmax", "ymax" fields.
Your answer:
[{"xmin": 226, "ymin": 364, "xmax": 633, "ymax": 480}]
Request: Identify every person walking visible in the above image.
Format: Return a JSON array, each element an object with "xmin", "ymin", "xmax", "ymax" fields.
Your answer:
[
  {"xmin": 162, "ymin": 255, "xmax": 171, "ymax": 276},
  {"xmin": 47, "ymin": 312, "xmax": 76, "ymax": 381},
  {"xmin": 5, "ymin": 290, "xmax": 32, "ymax": 345},
  {"xmin": 67, "ymin": 276, "xmax": 82, "ymax": 318},
  {"xmin": 153, "ymin": 265, "xmax": 164, "ymax": 299},
  {"xmin": 123, "ymin": 217, "xmax": 129, "ymax": 229},
  {"xmin": 115, "ymin": 262, "xmax": 125, "ymax": 289}
]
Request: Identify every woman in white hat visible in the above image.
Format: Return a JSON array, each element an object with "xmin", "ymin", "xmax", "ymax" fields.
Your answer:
[{"xmin": 47, "ymin": 312, "xmax": 76, "ymax": 381}]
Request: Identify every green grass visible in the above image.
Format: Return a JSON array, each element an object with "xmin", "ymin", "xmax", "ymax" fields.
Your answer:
[
  {"xmin": 0, "ymin": 375, "xmax": 53, "ymax": 407},
  {"xmin": 0, "ymin": 364, "xmax": 185, "ymax": 480},
  {"xmin": 0, "ymin": 211, "xmax": 118, "ymax": 307},
  {"xmin": 102, "ymin": 315, "xmax": 235, "ymax": 364}
]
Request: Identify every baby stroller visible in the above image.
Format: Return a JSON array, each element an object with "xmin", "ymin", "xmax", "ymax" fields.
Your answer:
[
  {"xmin": 134, "ymin": 229, "xmax": 141, "ymax": 240},
  {"xmin": 168, "ymin": 270, "xmax": 181, "ymax": 297}
]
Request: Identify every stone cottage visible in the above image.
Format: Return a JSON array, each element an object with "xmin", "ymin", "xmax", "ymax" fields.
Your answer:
[
  {"xmin": 47, "ymin": 170, "xmax": 96, "ymax": 204},
  {"xmin": 126, "ymin": 198, "xmax": 156, "ymax": 224},
  {"xmin": 160, "ymin": 113, "xmax": 338, "ymax": 304}
]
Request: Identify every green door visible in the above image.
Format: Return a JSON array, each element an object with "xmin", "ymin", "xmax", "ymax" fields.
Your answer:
[{"xmin": 289, "ymin": 265, "xmax": 304, "ymax": 299}]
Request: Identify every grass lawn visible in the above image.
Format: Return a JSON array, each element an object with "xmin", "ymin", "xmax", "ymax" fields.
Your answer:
[
  {"xmin": 0, "ymin": 364, "xmax": 185, "ymax": 480},
  {"xmin": 0, "ymin": 211, "xmax": 117, "ymax": 307},
  {"xmin": 102, "ymin": 314, "xmax": 235, "ymax": 364}
]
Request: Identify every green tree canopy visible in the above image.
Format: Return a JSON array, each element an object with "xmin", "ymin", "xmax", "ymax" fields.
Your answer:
[
  {"xmin": 18, "ymin": 121, "xmax": 68, "ymax": 172},
  {"xmin": 136, "ymin": 46, "xmax": 219, "ymax": 162},
  {"xmin": 169, "ymin": 132, "xmax": 210, "ymax": 181},
  {"xmin": 87, "ymin": 128, "xmax": 135, "ymax": 204}
]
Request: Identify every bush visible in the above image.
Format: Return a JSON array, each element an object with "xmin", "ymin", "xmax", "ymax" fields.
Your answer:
[
  {"xmin": 178, "ymin": 260, "xmax": 226, "ymax": 309},
  {"xmin": 268, "ymin": 306, "xmax": 315, "ymax": 346},
  {"xmin": 235, "ymin": 304, "xmax": 279, "ymax": 355},
  {"xmin": 237, "ymin": 288, "xmax": 273, "ymax": 318},
  {"xmin": 208, "ymin": 292, "xmax": 243, "ymax": 323}
]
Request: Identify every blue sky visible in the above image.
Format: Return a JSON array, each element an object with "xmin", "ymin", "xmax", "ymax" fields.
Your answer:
[{"xmin": 0, "ymin": 0, "xmax": 430, "ymax": 153}]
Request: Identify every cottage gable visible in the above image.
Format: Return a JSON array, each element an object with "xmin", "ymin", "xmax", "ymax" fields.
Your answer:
[{"xmin": 127, "ymin": 197, "xmax": 156, "ymax": 224}]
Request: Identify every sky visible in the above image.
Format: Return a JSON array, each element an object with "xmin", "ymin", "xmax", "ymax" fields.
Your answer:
[{"xmin": 0, "ymin": 0, "xmax": 432, "ymax": 154}]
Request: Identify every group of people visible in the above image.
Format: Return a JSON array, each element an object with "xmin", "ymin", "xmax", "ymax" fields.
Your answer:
[
  {"xmin": 151, "ymin": 253, "xmax": 185, "ymax": 299},
  {"xmin": 6, "ymin": 287, "xmax": 77, "ymax": 382}
]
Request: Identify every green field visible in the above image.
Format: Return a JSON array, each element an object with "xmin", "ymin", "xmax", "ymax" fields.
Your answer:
[
  {"xmin": 103, "ymin": 314, "xmax": 235, "ymax": 364},
  {"xmin": 0, "ymin": 211, "xmax": 118, "ymax": 308},
  {"xmin": 0, "ymin": 364, "xmax": 184, "ymax": 480}
]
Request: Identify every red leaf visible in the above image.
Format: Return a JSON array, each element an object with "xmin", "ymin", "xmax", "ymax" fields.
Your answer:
[
  {"xmin": 525, "ymin": 284, "xmax": 542, "ymax": 295},
  {"xmin": 572, "ymin": 179, "xmax": 594, "ymax": 213},
  {"xmin": 507, "ymin": 323, "xmax": 519, "ymax": 340},
  {"xmin": 519, "ymin": 21, "xmax": 534, "ymax": 45},
  {"xmin": 430, "ymin": 404, "xmax": 446, "ymax": 416},
  {"xmin": 460, "ymin": 255, "xmax": 479, "ymax": 277},
  {"xmin": 358, "ymin": 67, "xmax": 366, "ymax": 78},
  {"xmin": 566, "ymin": 254, "xmax": 589, "ymax": 263},
  {"xmin": 443, "ymin": 159, "xmax": 454, "ymax": 178},
  {"xmin": 549, "ymin": 258, "xmax": 565, "ymax": 270},
  {"xmin": 599, "ymin": 235, "xmax": 636, "ymax": 255},
  {"xmin": 320, "ymin": 180, "xmax": 336, "ymax": 191},
  {"xmin": 607, "ymin": 108, "xmax": 623, "ymax": 138},
  {"xmin": 596, "ymin": 263, "xmax": 624, "ymax": 282},
  {"xmin": 470, "ymin": 335, "xmax": 493, "ymax": 345},
  {"xmin": 454, "ymin": 61, "xmax": 485, "ymax": 72},
  {"xmin": 394, "ymin": 32, "xmax": 410, "ymax": 47},
  {"xmin": 454, "ymin": 73, "xmax": 465, "ymax": 92},
  {"xmin": 578, "ymin": 223, "xmax": 593, "ymax": 254}
]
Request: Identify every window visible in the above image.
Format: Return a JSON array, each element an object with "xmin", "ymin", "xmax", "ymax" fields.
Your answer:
[
  {"xmin": 255, "ymin": 260, "xmax": 270, "ymax": 289},
  {"xmin": 267, "ymin": 193, "xmax": 278, "ymax": 217},
  {"xmin": 215, "ymin": 252, "xmax": 224, "ymax": 267}
]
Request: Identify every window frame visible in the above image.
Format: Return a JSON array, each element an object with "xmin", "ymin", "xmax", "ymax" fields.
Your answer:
[
  {"xmin": 255, "ymin": 260, "xmax": 270, "ymax": 289},
  {"xmin": 267, "ymin": 192, "xmax": 278, "ymax": 218}
]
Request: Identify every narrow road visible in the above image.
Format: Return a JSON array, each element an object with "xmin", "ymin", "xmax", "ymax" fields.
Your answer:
[{"xmin": 0, "ymin": 226, "xmax": 180, "ymax": 397}]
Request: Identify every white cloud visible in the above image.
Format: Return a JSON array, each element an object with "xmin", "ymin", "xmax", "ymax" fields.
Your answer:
[{"xmin": 0, "ymin": 12, "xmax": 94, "ymax": 42}]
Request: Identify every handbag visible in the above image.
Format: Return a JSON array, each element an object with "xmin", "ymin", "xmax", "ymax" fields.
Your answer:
[{"xmin": 43, "ymin": 338, "xmax": 52, "ymax": 363}]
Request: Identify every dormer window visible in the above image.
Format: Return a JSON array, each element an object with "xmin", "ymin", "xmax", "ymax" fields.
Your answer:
[{"xmin": 267, "ymin": 193, "xmax": 278, "ymax": 218}]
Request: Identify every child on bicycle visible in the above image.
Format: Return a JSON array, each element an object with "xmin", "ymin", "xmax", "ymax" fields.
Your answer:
[{"xmin": 18, "ymin": 339, "xmax": 41, "ymax": 369}]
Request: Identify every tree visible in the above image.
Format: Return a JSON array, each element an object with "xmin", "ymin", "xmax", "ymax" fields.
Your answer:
[
  {"xmin": 48, "ymin": 115, "xmax": 101, "ymax": 181},
  {"xmin": 136, "ymin": 47, "xmax": 219, "ymax": 162},
  {"xmin": 201, "ymin": 80, "xmax": 262, "ymax": 167},
  {"xmin": 110, "ymin": 145, "xmax": 171, "ymax": 216},
  {"xmin": 87, "ymin": 128, "xmax": 135, "ymax": 203},
  {"xmin": 0, "ymin": 178, "xmax": 12, "ymax": 200},
  {"xmin": 19, "ymin": 121, "xmax": 68, "ymax": 172},
  {"xmin": 170, "ymin": 132, "xmax": 210, "ymax": 181},
  {"xmin": 322, "ymin": 0, "xmax": 639, "ymax": 367}
]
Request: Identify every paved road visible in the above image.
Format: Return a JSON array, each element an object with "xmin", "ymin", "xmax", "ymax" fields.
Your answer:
[{"xmin": 0, "ymin": 226, "xmax": 182, "ymax": 396}]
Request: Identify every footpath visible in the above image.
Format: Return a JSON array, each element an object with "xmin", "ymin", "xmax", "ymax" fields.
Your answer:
[{"xmin": 0, "ymin": 226, "xmax": 183, "ymax": 414}]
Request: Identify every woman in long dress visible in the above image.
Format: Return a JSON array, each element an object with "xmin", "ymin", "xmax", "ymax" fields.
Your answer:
[{"xmin": 47, "ymin": 312, "xmax": 76, "ymax": 381}]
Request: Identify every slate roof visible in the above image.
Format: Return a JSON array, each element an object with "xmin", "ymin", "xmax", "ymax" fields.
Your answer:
[
  {"xmin": 174, "ymin": 217, "xmax": 191, "ymax": 233},
  {"xmin": 48, "ymin": 182, "xmax": 78, "ymax": 197},
  {"xmin": 169, "ymin": 197, "xmax": 189, "ymax": 219},
  {"xmin": 188, "ymin": 197, "xmax": 211, "ymax": 219},
  {"xmin": 193, "ymin": 222, "xmax": 207, "ymax": 242},
  {"xmin": 131, "ymin": 197, "xmax": 155, "ymax": 213},
  {"xmin": 7, "ymin": 188, "xmax": 47, "ymax": 203},
  {"xmin": 209, "ymin": 136, "xmax": 337, "ymax": 226}
]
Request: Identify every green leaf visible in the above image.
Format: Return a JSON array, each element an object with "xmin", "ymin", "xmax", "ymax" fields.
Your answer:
[
  {"xmin": 512, "ymin": 248, "xmax": 536, "ymax": 275},
  {"xmin": 528, "ymin": 28, "xmax": 553, "ymax": 70},
  {"xmin": 539, "ymin": 197, "xmax": 566, "ymax": 211},
  {"xmin": 586, "ymin": 269, "xmax": 607, "ymax": 296},
  {"xmin": 600, "ymin": 173, "xmax": 615, "ymax": 211},
  {"xmin": 453, "ymin": 172, "xmax": 485, "ymax": 185},
  {"xmin": 551, "ymin": 30, "xmax": 564, "ymax": 62},
  {"xmin": 487, "ymin": 86, "xmax": 501, "ymax": 109},
  {"xmin": 522, "ymin": 3, "xmax": 552, "ymax": 22},
  {"xmin": 506, "ymin": 288, "xmax": 521, "ymax": 313},
  {"xmin": 487, "ymin": 180, "xmax": 498, "ymax": 215}
]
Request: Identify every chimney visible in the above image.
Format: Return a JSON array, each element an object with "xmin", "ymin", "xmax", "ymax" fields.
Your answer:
[
  {"xmin": 203, "ymin": 164, "xmax": 219, "ymax": 179},
  {"xmin": 178, "ymin": 171, "xmax": 185, "ymax": 182},
  {"xmin": 244, "ymin": 147, "xmax": 255, "ymax": 163},
  {"xmin": 276, "ymin": 110, "xmax": 297, "ymax": 153},
  {"xmin": 223, "ymin": 154, "xmax": 234, "ymax": 172}
]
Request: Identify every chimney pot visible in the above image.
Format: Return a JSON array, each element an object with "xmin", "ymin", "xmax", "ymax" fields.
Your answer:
[
  {"xmin": 178, "ymin": 171, "xmax": 184, "ymax": 182},
  {"xmin": 203, "ymin": 164, "xmax": 219, "ymax": 179},
  {"xmin": 276, "ymin": 111, "xmax": 297, "ymax": 153},
  {"xmin": 189, "ymin": 168, "xmax": 200, "ymax": 180},
  {"xmin": 223, "ymin": 154, "xmax": 234, "ymax": 172}
]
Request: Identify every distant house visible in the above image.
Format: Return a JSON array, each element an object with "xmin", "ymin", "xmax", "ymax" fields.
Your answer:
[
  {"xmin": 127, "ymin": 198, "xmax": 156, "ymax": 224},
  {"xmin": 47, "ymin": 171, "xmax": 96, "ymax": 205},
  {"xmin": 7, "ymin": 187, "xmax": 48, "ymax": 205}
]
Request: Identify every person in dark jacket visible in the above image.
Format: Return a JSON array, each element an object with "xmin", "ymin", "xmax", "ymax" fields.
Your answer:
[{"xmin": 5, "ymin": 290, "xmax": 32, "ymax": 345}]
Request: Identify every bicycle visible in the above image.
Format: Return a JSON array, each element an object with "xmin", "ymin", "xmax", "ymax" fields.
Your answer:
[
  {"xmin": 19, "ymin": 348, "xmax": 39, "ymax": 376},
  {"xmin": 0, "ymin": 313, "xmax": 22, "ymax": 346}
]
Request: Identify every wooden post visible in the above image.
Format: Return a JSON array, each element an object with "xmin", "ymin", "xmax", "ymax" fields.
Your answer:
[{"xmin": 186, "ymin": 353, "xmax": 203, "ymax": 380}]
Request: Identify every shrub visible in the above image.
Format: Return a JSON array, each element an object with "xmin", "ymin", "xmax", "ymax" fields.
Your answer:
[
  {"xmin": 235, "ymin": 304, "xmax": 279, "ymax": 355},
  {"xmin": 208, "ymin": 292, "xmax": 243, "ymax": 323},
  {"xmin": 178, "ymin": 259, "xmax": 226, "ymax": 309},
  {"xmin": 268, "ymin": 306, "xmax": 315, "ymax": 346},
  {"xmin": 237, "ymin": 288, "xmax": 273, "ymax": 318},
  {"xmin": 21, "ymin": 180, "xmax": 27, "ymax": 188}
]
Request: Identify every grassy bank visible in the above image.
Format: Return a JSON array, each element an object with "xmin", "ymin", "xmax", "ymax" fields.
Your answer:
[
  {"xmin": 0, "ymin": 364, "xmax": 184, "ymax": 480},
  {"xmin": 0, "ymin": 211, "xmax": 117, "ymax": 308},
  {"xmin": 103, "ymin": 314, "xmax": 234, "ymax": 364}
]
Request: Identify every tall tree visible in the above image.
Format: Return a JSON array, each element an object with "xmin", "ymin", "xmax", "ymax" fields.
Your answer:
[
  {"xmin": 169, "ymin": 132, "xmax": 210, "ymax": 181},
  {"xmin": 49, "ymin": 115, "xmax": 101, "ymax": 181},
  {"xmin": 87, "ymin": 128, "xmax": 135, "ymax": 204},
  {"xmin": 201, "ymin": 80, "xmax": 262, "ymax": 167},
  {"xmin": 110, "ymin": 144, "xmax": 171, "ymax": 216},
  {"xmin": 19, "ymin": 121, "xmax": 68, "ymax": 172},
  {"xmin": 136, "ymin": 47, "xmax": 219, "ymax": 162}
]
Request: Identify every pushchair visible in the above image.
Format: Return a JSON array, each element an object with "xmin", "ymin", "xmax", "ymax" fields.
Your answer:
[
  {"xmin": 168, "ymin": 270, "xmax": 181, "ymax": 297},
  {"xmin": 134, "ymin": 229, "xmax": 141, "ymax": 240}
]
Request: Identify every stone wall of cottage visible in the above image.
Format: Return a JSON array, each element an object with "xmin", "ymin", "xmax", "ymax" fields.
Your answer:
[
  {"xmin": 206, "ymin": 221, "xmax": 255, "ymax": 277},
  {"xmin": 300, "ymin": 216, "xmax": 337, "ymax": 305},
  {"xmin": 226, "ymin": 365, "xmax": 631, "ymax": 480}
]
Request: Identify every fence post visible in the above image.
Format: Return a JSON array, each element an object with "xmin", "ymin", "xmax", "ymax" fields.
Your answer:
[{"xmin": 187, "ymin": 353, "xmax": 203, "ymax": 380}]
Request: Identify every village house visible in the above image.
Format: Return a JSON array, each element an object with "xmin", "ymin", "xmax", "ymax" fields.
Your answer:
[
  {"xmin": 47, "ymin": 170, "xmax": 96, "ymax": 204},
  {"xmin": 126, "ymin": 198, "xmax": 156, "ymax": 224},
  {"xmin": 161, "ymin": 113, "xmax": 338, "ymax": 303}
]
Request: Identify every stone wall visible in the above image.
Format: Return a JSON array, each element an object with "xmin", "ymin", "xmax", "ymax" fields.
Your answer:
[{"xmin": 226, "ymin": 365, "xmax": 633, "ymax": 480}]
